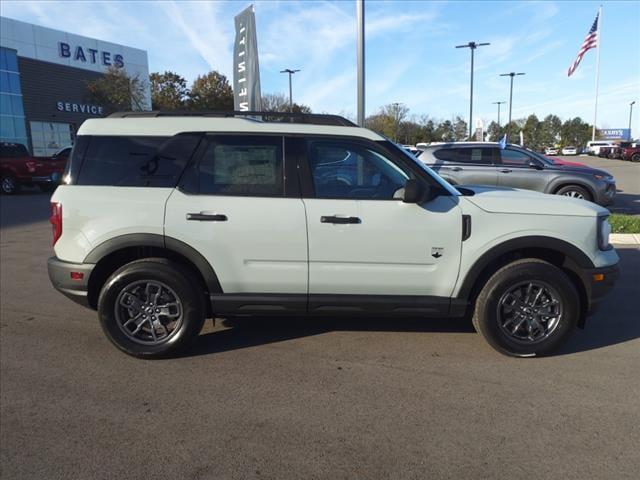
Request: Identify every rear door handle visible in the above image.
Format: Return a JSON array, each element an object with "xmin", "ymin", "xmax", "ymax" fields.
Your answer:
[
  {"xmin": 186, "ymin": 212, "xmax": 228, "ymax": 222},
  {"xmin": 500, "ymin": 168, "xmax": 512, "ymax": 173},
  {"xmin": 321, "ymin": 215, "xmax": 361, "ymax": 224}
]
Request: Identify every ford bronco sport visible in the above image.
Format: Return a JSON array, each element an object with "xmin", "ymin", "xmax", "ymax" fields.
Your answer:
[{"xmin": 47, "ymin": 112, "xmax": 619, "ymax": 358}]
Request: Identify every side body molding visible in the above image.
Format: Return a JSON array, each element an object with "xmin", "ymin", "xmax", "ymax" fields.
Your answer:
[
  {"xmin": 83, "ymin": 233, "xmax": 223, "ymax": 293},
  {"xmin": 456, "ymin": 235, "xmax": 595, "ymax": 300}
]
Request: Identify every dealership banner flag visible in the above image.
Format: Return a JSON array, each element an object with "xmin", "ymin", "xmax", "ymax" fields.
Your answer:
[{"xmin": 233, "ymin": 5, "xmax": 262, "ymax": 111}]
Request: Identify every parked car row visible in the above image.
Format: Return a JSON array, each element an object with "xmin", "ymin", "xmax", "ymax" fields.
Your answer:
[
  {"xmin": 0, "ymin": 142, "xmax": 70, "ymax": 194},
  {"xmin": 598, "ymin": 143, "xmax": 640, "ymax": 161}
]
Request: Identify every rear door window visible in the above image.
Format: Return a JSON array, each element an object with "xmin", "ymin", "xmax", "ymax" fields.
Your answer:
[
  {"xmin": 193, "ymin": 135, "xmax": 284, "ymax": 197},
  {"xmin": 433, "ymin": 147, "xmax": 493, "ymax": 164},
  {"xmin": 76, "ymin": 134, "xmax": 201, "ymax": 187}
]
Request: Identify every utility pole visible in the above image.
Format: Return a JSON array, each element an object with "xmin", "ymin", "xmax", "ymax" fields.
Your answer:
[
  {"xmin": 500, "ymin": 72, "xmax": 525, "ymax": 126},
  {"xmin": 280, "ymin": 69, "xmax": 300, "ymax": 112},
  {"xmin": 456, "ymin": 41, "xmax": 490, "ymax": 139},
  {"xmin": 357, "ymin": 0, "xmax": 365, "ymax": 126},
  {"xmin": 492, "ymin": 101, "xmax": 506, "ymax": 126},
  {"xmin": 629, "ymin": 101, "xmax": 636, "ymax": 140}
]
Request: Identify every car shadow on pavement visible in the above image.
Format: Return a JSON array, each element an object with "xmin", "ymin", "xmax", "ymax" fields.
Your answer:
[
  {"xmin": 610, "ymin": 192, "xmax": 640, "ymax": 215},
  {"xmin": 182, "ymin": 248, "xmax": 640, "ymax": 359},
  {"xmin": 182, "ymin": 316, "xmax": 475, "ymax": 359}
]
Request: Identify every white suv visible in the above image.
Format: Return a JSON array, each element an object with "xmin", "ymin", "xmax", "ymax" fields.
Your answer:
[{"xmin": 48, "ymin": 112, "xmax": 619, "ymax": 358}]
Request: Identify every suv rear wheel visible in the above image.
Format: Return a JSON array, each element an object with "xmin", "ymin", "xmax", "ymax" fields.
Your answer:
[
  {"xmin": 97, "ymin": 258, "xmax": 206, "ymax": 358},
  {"xmin": 556, "ymin": 185, "xmax": 592, "ymax": 202},
  {"xmin": 472, "ymin": 259, "xmax": 579, "ymax": 357}
]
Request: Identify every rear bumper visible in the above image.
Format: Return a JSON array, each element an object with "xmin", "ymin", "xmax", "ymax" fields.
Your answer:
[{"xmin": 47, "ymin": 257, "xmax": 95, "ymax": 309}]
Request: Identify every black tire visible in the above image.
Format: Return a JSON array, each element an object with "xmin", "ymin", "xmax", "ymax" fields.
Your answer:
[
  {"xmin": 631, "ymin": 153, "xmax": 640, "ymax": 163},
  {"xmin": 472, "ymin": 259, "xmax": 579, "ymax": 357},
  {"xmin": 555, "ymin": 184, "xmax": 592, "ymax": 202},
  {"xmin": 1, "ymin": 175, "xmax": 20, "ymax": 195},
  {"xmin": 97, "ymin": 258, "xmax": 206, "ymax": 358}
]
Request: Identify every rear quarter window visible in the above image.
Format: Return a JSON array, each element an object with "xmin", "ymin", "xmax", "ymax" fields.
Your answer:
[
  {"xmin": 0, "ymin": 142, "xmax": 29, "ymax": 158},
  {"xmin": 76, "ymin": 134, "xmax": 201, "ymax": 187}
]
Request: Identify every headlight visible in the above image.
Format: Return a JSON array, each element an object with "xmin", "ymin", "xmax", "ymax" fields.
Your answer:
[
  {"xmin": 593, "ymin": 174, "xmax": 614, "ymax": 182},
  {"xmin": 597, "ymin": 215, "xmax": 612, "ymax": 250}
]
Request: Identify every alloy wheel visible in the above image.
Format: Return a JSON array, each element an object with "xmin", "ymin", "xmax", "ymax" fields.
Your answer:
[
  {"xmin": 114, "ymin": 280, "xmax": 183, "ymax": 345},
  {"xmin": 496, "ymin": 281, "xmax": 563, "ymax": 344}
]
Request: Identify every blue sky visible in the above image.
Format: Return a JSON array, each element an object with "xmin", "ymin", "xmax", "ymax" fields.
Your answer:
[{"xmin": 2, "ymin": 0, "xmax": 639, "ymax": 133}]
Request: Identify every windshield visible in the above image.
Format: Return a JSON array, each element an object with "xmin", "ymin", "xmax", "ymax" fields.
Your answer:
[{"xmin": 381, "ymin": 140, "xmax": 461, "ymax": 196}]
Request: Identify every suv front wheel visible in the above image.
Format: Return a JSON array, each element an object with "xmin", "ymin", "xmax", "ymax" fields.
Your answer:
[
  {"xmin": 472, "ymin": 259, "xmax": 579, "ymax": 357},
  {"xmin": 98, "ymin": 258, "xmax": 206, "ymax": 358}
]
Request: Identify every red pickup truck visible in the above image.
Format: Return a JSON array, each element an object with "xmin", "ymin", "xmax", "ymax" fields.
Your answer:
[
  {"xmin": 1, "ymin": 142, "xmax": 69, "ymax": 194},
  {"xmin": 620, "ymin": 144, "xmax": 640, "ymax": 162}
]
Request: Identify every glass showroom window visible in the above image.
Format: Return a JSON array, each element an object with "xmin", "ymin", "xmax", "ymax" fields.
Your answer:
[
  {"xmin": 0, "ymin": 47, "xmax": 28, "ymax": 148},
  {"xmin": 30, "ymin": 121, "xmax": 75, "ymax": 157}
]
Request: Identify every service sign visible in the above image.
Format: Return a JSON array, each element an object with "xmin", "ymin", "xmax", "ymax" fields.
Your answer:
[{"xmin": 599, "ymin": 128, "xmax": 631, "ymax": 140}]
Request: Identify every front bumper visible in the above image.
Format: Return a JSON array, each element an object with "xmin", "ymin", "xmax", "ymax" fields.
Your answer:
[
  {"xmin": 47, "ymin": 257, "xmax": 95, "ymax": 309},
  {"xmin": 594, "ymin": 181, "xmax": 616, "ymax": 206},
  {"xmin": 584, "ymin": 261, "xmax": 620, "ymax": 315}
]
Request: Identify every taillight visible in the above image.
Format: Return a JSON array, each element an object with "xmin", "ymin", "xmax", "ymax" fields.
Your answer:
[
  {"xmin": 50, "ymin": 202, "xmax": 62, "ymax": 246},
  {"xmin": 26, "ymin": 161, "xmax": 37, "ymax": 172}
]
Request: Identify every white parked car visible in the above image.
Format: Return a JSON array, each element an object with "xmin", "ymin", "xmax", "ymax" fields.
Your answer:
[
  {"xmin": 47, "ymin": 112, "xmax": 619, "ymax": 359},
  {"xmin": 544, "ymin": 147, "xmax": 559, "ymax": 155},
  {"xmin": 562, "ymin": 146, "xmax": 578, "ymax": 155},
  {"xmin": 586, "ymin": 141, "xmax": 615, "ymax": 156}
]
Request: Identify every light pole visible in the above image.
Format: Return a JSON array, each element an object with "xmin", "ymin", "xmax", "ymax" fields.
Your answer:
[
  {"xmin": 629, "ymin": 101, "xmax": 636, "ymax": 140},
  {"xmin": 280, "ymin": 68, "xmax": 300, "ymax": 112},
  {"xmin": 492, "ymin": 101, "xmax": 506, "ymax": 126},
  {"xmin": 456, "ymin": 41, "xmax": 490, "ymax": 139},
  {"xmin": 357, "ymin": 0, "xmax": 365, "ymax": 127},
  {"xmin": 500, "ymin": 72, "xmax": 525, "ymax": 126}
]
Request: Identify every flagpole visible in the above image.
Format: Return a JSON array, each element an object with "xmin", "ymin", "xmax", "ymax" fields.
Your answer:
[{"xmin": 592, "ymin": 5, "xmax": 602, "ymax": 141}]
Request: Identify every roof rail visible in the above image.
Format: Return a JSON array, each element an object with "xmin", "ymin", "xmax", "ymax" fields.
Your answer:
[{"xmin": 107, "ymin": 110, "xmax": 357, "ymax": 127}]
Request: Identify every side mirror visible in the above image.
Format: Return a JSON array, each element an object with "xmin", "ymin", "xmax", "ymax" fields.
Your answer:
[
  {"xmin": 403, "ymin": 179, "xmax": 432, "ymax": 203},
  {"xmin": 529, "ymin": 160, "xmax": 544, "ymax": 170}
]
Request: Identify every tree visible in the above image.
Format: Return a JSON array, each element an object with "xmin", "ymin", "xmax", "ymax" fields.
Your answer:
[
  {"xmin": 85, "ymin": 66, "xmax": 147, "ymax": 114},
  {"xmin": 523, "ymin": 114, "xmax": 543, "ymax": 151},
  {"xmin": 453, "ymin": 116, "xmax": 468, "ymax": 141},
  {"xmin": 487, "ymin": 121, "xmax": 502, "ymax": 141},
  {"xmin": 150, "ymin": 71, "xmax": 188, "ymax": 111},
  {"xmin": 560, "ymin": 117, "xmax": 592, "ymax": 148},
  {"xmin": 261, "ymin": 93, "xmax": 311, "ymax": 113},
  {"xmin": 435, "ymin": 120, "xmax": 455, "ymax": 142},
  {"xmin": 382, "ymin": 103, "xmax": 409, "ymax": 142},
  {"xmin": 187, "ymin": 71, "xmax": 234, "ymax": 111},
  {"xmin": 540, "ymin": 114, "xmax": 562, "ymax": 148}
]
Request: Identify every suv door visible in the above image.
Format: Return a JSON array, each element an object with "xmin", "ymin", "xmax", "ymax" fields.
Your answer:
[
  {"xmin": 430, "ymin": 146, "xmax": 499, "ymax": 186},
  {"xmin": 300, "ymin": 138, "xmax": 463, "ymax": 312},
  {"xmin": 497, "ymin": 147, "xmax": 550, "ymax": 193},
  {"xmin": 164, "ymin": 135, "xmax": 308, "ymax": 297}
]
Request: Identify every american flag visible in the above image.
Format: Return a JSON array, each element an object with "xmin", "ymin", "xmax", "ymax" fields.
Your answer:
[{"xmin": 567, "ymin": 13, "xmax": 599, "ymax": 77}]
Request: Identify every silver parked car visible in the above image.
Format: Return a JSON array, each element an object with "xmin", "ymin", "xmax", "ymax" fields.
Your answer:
[{"xmin": 420, "ymin": 142, "xmax": 616, "ymax": 206}]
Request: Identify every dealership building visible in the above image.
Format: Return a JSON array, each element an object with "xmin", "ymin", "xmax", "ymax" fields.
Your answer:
[{"xmin": 1, "ymin": 17, "xmax": 151, "ymax": 156}]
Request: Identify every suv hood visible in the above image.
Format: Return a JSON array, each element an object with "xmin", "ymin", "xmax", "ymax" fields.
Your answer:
[
  {"xmin": 460, "ymin": 185, "xmax": 608, "ymax": 217},
  {"xmin": 547, "ymin": 164, "xmax": 612, "ymax": 178}
]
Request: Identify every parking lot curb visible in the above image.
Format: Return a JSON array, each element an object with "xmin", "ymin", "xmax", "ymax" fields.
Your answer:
[{"xmin": 610, "ymin": 234, "xmax": 640, "ymax": 245}]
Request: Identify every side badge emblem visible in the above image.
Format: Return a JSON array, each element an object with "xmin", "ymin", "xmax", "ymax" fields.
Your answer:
[{"xmin": 431, "ymin": 247, "xmax": 443, "ymax": 259}]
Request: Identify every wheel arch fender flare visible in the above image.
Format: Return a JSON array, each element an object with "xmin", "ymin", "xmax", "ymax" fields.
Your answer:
[
  {"xmin": 549, "ymin": 180, "xmax": 596, "ymax": 199},
  {"xmin": 83, "ymin": 233, "xmax": 223, "ymax": 295},
  {"xmin": 455, "ymin": 235, "xmax": 594, "ymax": 302}
]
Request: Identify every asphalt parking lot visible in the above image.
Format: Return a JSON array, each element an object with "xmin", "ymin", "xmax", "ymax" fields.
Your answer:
[
  {"xmin": 1, "ymin": 191, "xmax": 639, "ymax": 480},
  {"xmin": 562, "ymin": 155, "xmax": 640, "ymax": 215}
]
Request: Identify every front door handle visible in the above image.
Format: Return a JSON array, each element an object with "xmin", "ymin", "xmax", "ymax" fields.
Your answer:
[
  {"xmin": 450, "ymin": 166, "xmax": 463, "ymax": 172},
  {"xmin": 321, "ymin": 215, "xmax": 361, "ymax": 224},
  {"xmin": 500, "ymin": 168, "xmax": 512, "ymax": 173},
  {"xmin": 186, "ymin": 212, "xmax": 228, "ymax": 222}
]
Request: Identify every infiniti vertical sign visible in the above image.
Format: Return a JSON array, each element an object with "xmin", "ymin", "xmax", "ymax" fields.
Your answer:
[{"xmin": 233, "ymin": 5, "xmax": 262, "ymax": 111}]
